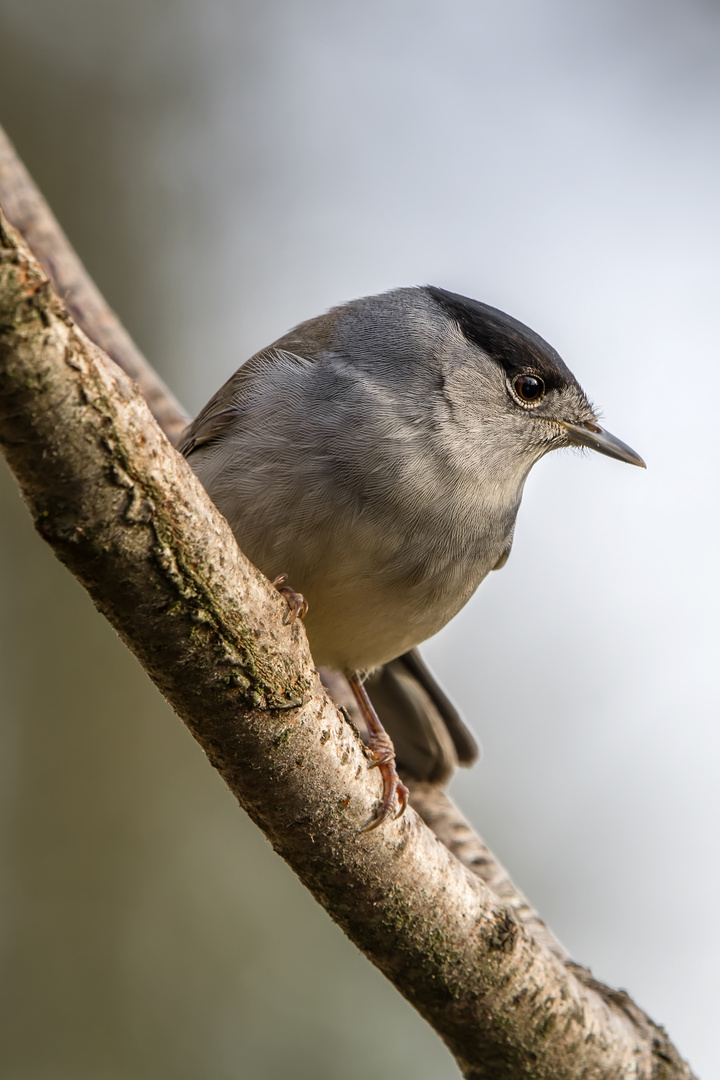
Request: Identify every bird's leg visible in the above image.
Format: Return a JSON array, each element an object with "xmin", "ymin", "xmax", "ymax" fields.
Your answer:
[
  {"xmin": 272, "ymin": 574, "xmax": 308, "ymax": 624},
  {"xmin": 348, "ymin": 672, "xmax": 409, "ymax": 831}
]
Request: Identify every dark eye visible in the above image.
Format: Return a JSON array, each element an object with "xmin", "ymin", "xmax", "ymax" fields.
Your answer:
[{"xmin": 513, "ymin": 374, "xmax": 545, "ymax": 403}]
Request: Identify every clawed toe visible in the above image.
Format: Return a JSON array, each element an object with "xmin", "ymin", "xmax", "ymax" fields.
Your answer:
[
  {"xmin": 360, "ymin": 763, "xmax": 409, "ymax": 832},
  {"xmin": 272, "ymin": 574, "xmax": 308, "ymax": 623}
]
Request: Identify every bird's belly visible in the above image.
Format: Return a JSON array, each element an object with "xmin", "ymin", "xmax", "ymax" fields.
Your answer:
[
  {"xmin": 208, "ymin": 454, "xmax": 516, "ymax": 673},
  {"xmin": 296, "ymin": 533, "xmax": 503, "ymax": 672}
]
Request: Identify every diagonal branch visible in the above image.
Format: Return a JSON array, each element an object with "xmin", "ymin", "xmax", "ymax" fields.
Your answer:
[{"xmin": 0, "ymin": 195, "xmax": 693, "ymax": 1078}]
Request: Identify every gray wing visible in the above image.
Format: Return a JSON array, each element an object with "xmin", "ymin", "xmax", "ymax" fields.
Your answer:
[
  {"xmin": 179, "ymin": 304, "xmax": 343, "ymax": 458},
  {"xmin": 179, "ymin": 347, "xmax": 317, "ymax": 457}
]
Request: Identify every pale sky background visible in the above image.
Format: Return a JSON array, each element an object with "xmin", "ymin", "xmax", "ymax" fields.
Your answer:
[{"xmin": 0, "ymin": 1, "xmax": 718, "ymax": 1077}]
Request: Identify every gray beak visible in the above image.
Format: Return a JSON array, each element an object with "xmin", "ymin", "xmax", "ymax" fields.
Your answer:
[{"xmin": 559, "ymin": 420, "xmax": 646, "ymax": 468}]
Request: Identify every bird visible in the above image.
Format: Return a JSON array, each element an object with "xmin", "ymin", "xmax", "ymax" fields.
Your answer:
[{"xmin": 180, "ymin": 286, "xmax": 645, "ymax": 828}]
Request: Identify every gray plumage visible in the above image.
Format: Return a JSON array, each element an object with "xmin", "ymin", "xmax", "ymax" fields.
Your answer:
[{"xmin": 181, "ymin": 286, "xmax": 643, "ymax": 779}]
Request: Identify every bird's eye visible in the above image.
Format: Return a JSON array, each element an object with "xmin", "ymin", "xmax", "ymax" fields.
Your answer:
[{"xmin": 513, "ymin": 374, "xmax": 545, "ymax": 404}]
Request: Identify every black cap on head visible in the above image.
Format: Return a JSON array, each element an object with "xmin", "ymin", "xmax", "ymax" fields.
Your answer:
[{"xmin": 425, "ymin": 286, "xmax": 574, "ymax": 392}]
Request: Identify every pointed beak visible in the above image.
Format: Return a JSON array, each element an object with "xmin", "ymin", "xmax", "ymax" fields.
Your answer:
[{"xmin": 558, "ymin": 420, "xmax": 646, "ymax": 468}]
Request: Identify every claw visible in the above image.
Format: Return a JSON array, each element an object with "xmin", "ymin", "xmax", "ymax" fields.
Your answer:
[
  {"xmin": 394, "ymin": 783, "xmax": 409, "ymax": 820},
  {"xmin": 272, "ymin": 575, "xmax": 308, "ymax": 623},
  {"xmin": 360, "ymin": 766, "xmax": 409, "ymax": 832}
]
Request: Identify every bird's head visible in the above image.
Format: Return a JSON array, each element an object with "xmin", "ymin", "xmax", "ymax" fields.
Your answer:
[{"xmin": 421, "ymin": 285, "xmax": 645, "ymax": 475}]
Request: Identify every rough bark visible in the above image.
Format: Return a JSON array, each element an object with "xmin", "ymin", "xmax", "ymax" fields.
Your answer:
[{"xmin": 0, "ymin": 199, "xmax": 694, "ymax": 1079}]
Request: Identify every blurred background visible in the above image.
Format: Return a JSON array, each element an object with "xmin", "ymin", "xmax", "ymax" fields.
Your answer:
[{"xmin": 0, "ymin": 1, "xmax": 718, "ymax": 1076}]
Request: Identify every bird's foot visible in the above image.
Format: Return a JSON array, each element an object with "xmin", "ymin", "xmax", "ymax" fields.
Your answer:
[
  {"xmin": 272, "ymin": 574, "xmax": 308, "ymax": 624},
  {"xmin": 361, "ymin": 732, "xmax": 410, "ymax": 832},
  {"xmin": 348, "ymin": 672, "xmax": 410, "ymax": 831}
]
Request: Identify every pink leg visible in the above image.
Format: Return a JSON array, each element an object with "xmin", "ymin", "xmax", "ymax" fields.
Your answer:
[{"xmin": 348, "ymin": 672, "xmax": 409, "ymax": 831}]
